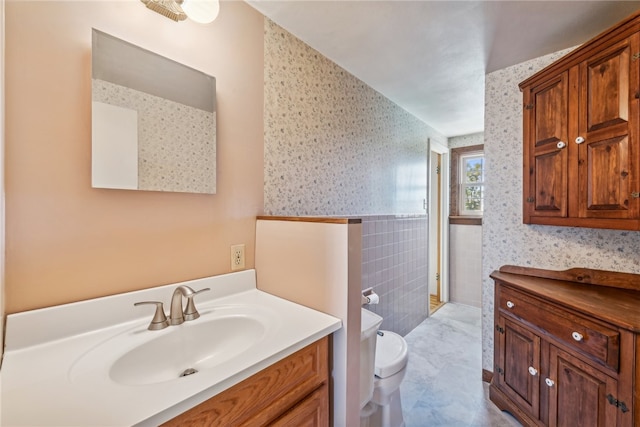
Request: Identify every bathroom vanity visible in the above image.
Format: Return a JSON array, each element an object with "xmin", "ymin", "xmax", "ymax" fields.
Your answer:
[
  {"xmin": 490, "ymin": 265, "xmax": 640, "ymax": 427},
  {"xmin": 163, "ymin": 336, "xmax": 328, "ymax": 426},
  {"xmin": 0, "ymin": 270, "xmax": 341, "ymax": 426}
]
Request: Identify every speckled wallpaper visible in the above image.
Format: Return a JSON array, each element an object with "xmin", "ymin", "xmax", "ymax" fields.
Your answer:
[
  {"xmin": 449, "ymin": 132, "xmax": 484, "ymax": 149},
  {"xmin": 93, "ymin": 79, "xmax": 216, "ymax": 194},
  {"xmin": 264, "ymin": 19, "xmax": 446, "ymax": 216},
  {"xmin": 482, "ymin": 48, "xmax": 640, "ymax": 372}
]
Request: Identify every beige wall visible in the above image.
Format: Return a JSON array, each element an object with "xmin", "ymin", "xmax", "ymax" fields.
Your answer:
[
  {"xmin": 5, "ymin": 1, "xmax": 264, "ymax": 313},
  {"xmin": 1, "ymin": 0, "xmax": 5, "ymax": 361}
]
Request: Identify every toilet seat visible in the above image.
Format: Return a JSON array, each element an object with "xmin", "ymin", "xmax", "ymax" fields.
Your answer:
[{"xmin": 374, "ymin": 330, "xmax": 408, "ymax": 378}]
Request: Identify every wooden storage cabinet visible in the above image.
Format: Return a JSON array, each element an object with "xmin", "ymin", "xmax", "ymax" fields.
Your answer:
[
  {"xmin": 490, "ymin": 266, "xmax": 640, "ymax": 427},
  {"xmin": 520, "ymin": 11, "xmax": 640, "ymax": 230},
  {"xmin": 162, "ymin": 336, "xmax": 329, "ymax": 427}
]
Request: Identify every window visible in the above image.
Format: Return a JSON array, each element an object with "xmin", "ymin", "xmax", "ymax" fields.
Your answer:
[
  {"xmin": 459, "ymin": 152, "xmax": 484, "ymax": 215},
  {"xmin": 449, "ymin": 144, "xmax": 484, "ymax": 223}
]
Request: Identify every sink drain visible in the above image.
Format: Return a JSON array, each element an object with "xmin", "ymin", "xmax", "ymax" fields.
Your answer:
[{"xmin": 179, "ymin": 368, "xmax": 198, "ymax": 378}]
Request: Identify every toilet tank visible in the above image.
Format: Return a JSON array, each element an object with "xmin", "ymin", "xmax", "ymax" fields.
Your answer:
[{"xmin": 360, "ymin": 308, "xmax": 383, "ymax": 409}]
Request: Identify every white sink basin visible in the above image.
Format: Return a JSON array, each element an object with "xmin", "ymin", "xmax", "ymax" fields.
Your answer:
[
  {"xmin": 69, "ymin": 304, "xmax": 271, "ymax": 386},
  {"xmin": 110, "ymin": 314, "xmax": 266, "ymax": 385}
]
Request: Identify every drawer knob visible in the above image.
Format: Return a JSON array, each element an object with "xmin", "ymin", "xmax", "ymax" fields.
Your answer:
[
  {"xmin": 545, "ymin": 378, "xmax": 555, "ymax": 387},
  {"xmin": 528, "ymin": 366, "xmax": 538, "ymax": 376},
  {"xmin": 557, "ymin": 141, "xmax": 566, "ymax": 149},
  {"xmin": 506, "ymin": 301, "xmax": 515, "ymax": 309},
  {"xmin": 575, "ymin": 136, "xmax": 585, "ymax": 144},
  {"xmin": 572, "ymin": 332, "xmax": 584, "ymax": 341}
]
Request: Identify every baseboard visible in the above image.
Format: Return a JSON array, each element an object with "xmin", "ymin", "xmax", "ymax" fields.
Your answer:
[{"xmin": 482, "ymin": 369, "xmax": 493, "ymax": 383}]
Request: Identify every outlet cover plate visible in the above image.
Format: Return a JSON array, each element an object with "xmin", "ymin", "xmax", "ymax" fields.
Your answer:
[{"xmin": 231, "ymin": 244, "xmax": 245, "ymax": 271}]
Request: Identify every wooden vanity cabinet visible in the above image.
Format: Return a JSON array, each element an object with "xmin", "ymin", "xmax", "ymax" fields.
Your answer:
[
  {"xmin": 162, "ymin": 336, "xmax": 329, "ymax": 427},
  {"xmin": 490, "ymin": 266, "xmax": 640, "ymax": 427},
  {"xmin": 520, "ymin": 11, "xmax": 640, "ymax": 230}
]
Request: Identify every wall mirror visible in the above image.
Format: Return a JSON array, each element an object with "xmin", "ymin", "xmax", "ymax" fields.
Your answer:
[{"xmin": 91, "ymin": 29, "xmax": 216, "ymax": 194}]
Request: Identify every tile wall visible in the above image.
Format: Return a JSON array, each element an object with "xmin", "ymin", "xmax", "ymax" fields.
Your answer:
[{"xmin": 361, "ymin": 215, "xmax": 428, "ymax": 336}]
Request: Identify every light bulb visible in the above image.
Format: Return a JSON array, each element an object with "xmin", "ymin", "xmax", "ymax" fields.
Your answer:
[{"xmin": 182, "ymin": 0, "xmax": 219, "ymax": 24}]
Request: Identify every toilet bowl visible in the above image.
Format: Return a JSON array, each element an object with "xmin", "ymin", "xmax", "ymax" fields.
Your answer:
[{"xmin": 368, "ymin": 330, "xmax": 408, "ymax": 427}]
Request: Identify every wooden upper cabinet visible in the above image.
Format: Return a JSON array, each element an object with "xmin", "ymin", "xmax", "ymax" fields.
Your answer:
[{"xmin": 520, "ymin": 11, "xmax": 640, "ymax": 230}]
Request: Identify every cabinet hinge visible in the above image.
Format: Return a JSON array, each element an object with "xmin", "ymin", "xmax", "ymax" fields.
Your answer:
[
  {"xmin": 436, "ymin": 273, "xmax": 440, "ymax": 281},
  {"xmin": 526, "ymin": 196, "xmax": 535, "ymax": 203},
  {"xmin": 632, "ymin": 192, "xmax": 640, "ymax": 199},
  {"xmin": 495, "ymin": 325, "xmax": 505, "ymax": 334},
  {"xmin": 524, "ymin": 104, "xmax": 534, "ymax": 110},
  {"xmin": 495, "ymin": 365, "xmax": 504, "ymax": 375},
  {"xmin": 606, "ymin": 394, "xmax": 629, "ymax": 413},
  {"xmin": 632, "ymin": 53, "xmax": 640, "ymax": 61}
]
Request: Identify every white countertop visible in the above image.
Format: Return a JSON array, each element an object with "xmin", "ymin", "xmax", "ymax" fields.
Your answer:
[{"xmin": 0, "ymin": 270, "xmax": 341, "ymax": 426}]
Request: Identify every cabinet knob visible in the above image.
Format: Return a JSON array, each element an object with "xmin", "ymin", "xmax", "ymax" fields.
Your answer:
[
  {"xmin": 545, "ymin": 378, "xmax": 555, "ymax": 387},
  {"xmin": 575, "ymin": 136, "xmax": 585, "ymax": 144},
  {"xmin": 556, "ymin": 141, "xmax": 566, "ymax": 149},
  {"xmin": 571, "ymin": 331, "xmax": 584, "ymax": 341},
  {"xmin": 506, "ymin": 301, "xmax": 515, "ymax": 309},
  {"xmin": 528, "ymin": 366, "xmax": 538, "ymax": 376}
]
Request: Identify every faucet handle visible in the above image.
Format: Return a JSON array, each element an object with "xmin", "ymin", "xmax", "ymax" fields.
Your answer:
[
  {"xmin": 183, "ymin": 288, "xmax": 211, "ymax": 321},
  {"xmin": 134, "ymin": 301, "xmax": 169, "ymax": 330}
]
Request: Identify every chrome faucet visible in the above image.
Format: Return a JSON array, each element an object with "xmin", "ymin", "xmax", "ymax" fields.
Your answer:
[
  {"xmin": 135, "ymin": 285, "xmax": 210, "ymax": 330},
  {"xmin": 169, "ymin": 285, "xmax": 210, "ymax": 325}
]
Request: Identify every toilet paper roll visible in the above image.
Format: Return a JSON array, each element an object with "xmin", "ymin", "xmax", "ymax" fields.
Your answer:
[{"xmin": 367, "ymin": 292, "xmax": 380, "ymax": 305}]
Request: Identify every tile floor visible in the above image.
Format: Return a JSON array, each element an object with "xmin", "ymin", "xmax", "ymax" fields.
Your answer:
[{"xmin": 399, "ymin": 303, "xmax": 521, "ymax": 427}]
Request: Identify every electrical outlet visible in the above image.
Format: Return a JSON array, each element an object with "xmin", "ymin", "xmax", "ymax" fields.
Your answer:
[{"xmin": 231, "ymin": 244, "xmax": 245, "ymax": 271}]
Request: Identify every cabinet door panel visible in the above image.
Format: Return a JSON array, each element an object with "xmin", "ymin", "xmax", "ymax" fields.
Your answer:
[
  {"xmin": 583, "ymin": 41, "xmax": 630, "ymax": 132},
  {"xmin": 496, "ymin": 317, "xmax": 541, "ymax": 419},
  {"xmin": 582, "ymin": 134, "xmax": 631, "ymax": 213},
  {"xmin": 534, "ymin": 149, "xmax": 567, "ymax": 212},
  {"xmin": 534, "ymin": 75, "xmax": 569, "ymax": 147},
  {"xmin": 548, "ymin": 346, "xmax": 617, "ymax": 427}
]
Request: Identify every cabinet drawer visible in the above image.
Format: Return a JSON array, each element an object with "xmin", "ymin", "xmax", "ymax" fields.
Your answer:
[{"xmin": 499, "ymin": 286, "xmax": 620, "ymax": 371}]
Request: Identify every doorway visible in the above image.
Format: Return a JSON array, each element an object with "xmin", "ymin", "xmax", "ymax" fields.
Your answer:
[{"xmin": 428, "ymin": 140, "xmax": 449, "ymax": 315}]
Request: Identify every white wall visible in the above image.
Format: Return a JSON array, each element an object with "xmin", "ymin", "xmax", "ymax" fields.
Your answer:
[
  {"xmin": 482, "ymin": 48, "xmax": 640, "ymax": 372},
  {"xmin": 449, "ymin": 225, "xmax": 482, "ymax": 307}
]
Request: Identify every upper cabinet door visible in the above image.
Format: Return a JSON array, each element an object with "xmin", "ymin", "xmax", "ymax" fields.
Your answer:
[
  {"xmin": 578, "ymin": 34, "xmax": 640, "ymax": 219},
  {"xmin": 523, "ymin": 72, "xmax": 569, "ymax": 221}
]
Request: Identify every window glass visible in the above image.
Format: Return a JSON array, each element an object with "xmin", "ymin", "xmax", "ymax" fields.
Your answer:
[{"xmin": 460, "ymin": 152, "xmax": 484, "ymax": 215}]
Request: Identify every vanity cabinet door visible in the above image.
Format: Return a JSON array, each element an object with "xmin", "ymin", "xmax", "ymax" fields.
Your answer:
[
  {"xmin": 495, "ymin": 316, "xmax": 542, "ymax": 421},
  {"xmin": 271, "ymin": 384, "xmax": 329, "ymax": 427},
  {"xmin": 547, "ymin": 345, "xmax": 618, "ymax": 427}
]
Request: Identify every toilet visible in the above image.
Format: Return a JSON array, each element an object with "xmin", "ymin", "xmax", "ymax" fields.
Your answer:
[
  {"xmin": 360, "ymin": 308, "xmax": 408, "ymax": 427},
  {"xmin": 369, "ymin": 330, "xmax": 409, "ymax": 427}
]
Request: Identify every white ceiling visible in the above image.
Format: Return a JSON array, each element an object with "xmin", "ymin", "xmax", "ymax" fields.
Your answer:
[{"xmin": 246, "ymin": 1, "xmax": 640, "ymax": 137}]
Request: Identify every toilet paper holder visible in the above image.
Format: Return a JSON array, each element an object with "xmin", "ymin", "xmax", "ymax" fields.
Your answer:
[{"xmin": 362, "ymin": 288, "xmax": 380, "ymax": 305}]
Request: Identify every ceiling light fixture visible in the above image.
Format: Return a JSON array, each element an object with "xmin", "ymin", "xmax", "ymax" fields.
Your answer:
[{"xmin": 141, "ymin": 0, "xmax": 220, "ymax": 24}]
